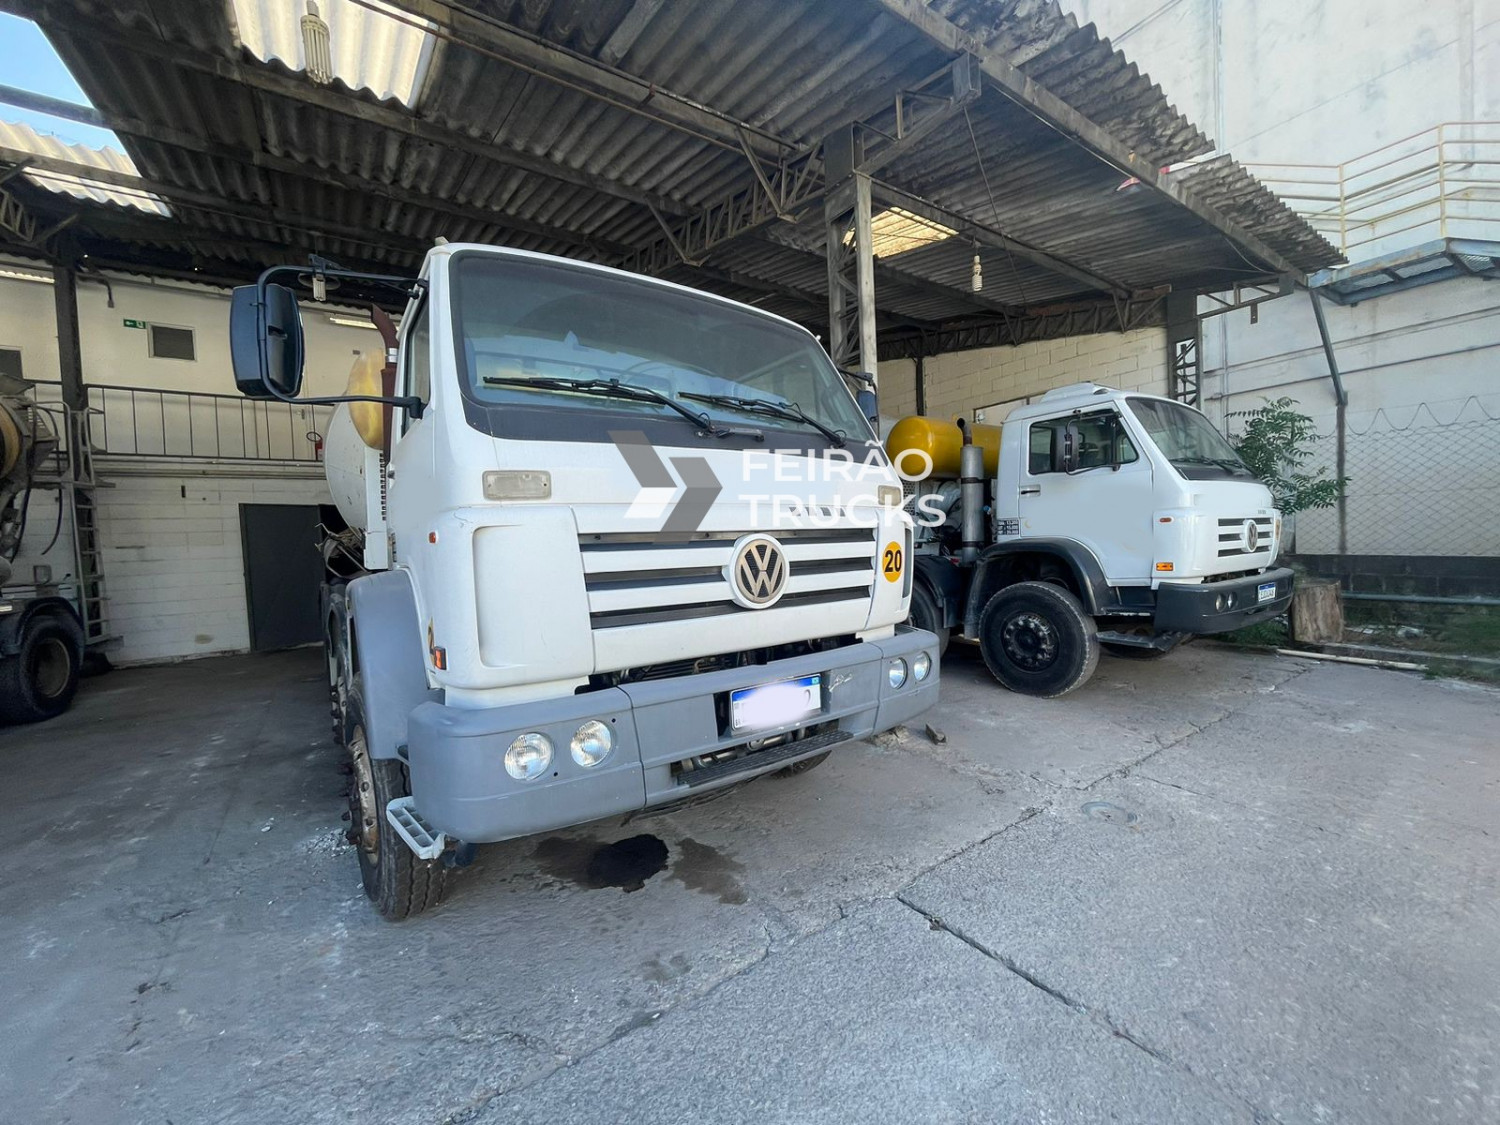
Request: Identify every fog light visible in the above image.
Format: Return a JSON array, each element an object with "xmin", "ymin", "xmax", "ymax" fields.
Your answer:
[
  {"xmin": 570, "ymin": 719, "xmax": 614, "ymax": 767},
  {"xmin": 912, "ymin": 651, "xmax": 932, "ymax": 681},
  {"xmin": 888, "ymin": 658, "xmax": 908, "ymax": 689},
  {"xmin": 505, "ymin": 732, "xmax": 553, "ymax": 780},
  {"xmin": 1214, "ymin": 594, "xmax": 1225, "ymax": 612}
]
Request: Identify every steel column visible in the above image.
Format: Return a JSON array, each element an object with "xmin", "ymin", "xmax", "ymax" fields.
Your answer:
[
  {"xmin": 823, "ymin": 127, "xmax": 877, "ymax": 376},
  {"xmin": 1164, "ymin": 290, "xmax": 1201, "ymax": 406}
]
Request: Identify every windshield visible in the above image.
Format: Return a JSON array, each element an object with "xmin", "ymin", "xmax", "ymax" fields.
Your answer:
[
  {"xmin": 452, "ymin": 254, "xmax": 869, "ymax": 443},
  {"xmin": 1126, "ymin": 397, "xmax": 1254, "ymax": 480}
]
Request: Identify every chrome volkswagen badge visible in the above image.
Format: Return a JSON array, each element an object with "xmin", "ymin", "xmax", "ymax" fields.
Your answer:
[
  {"xmin": 1244, "ymin": 520, "xmax": 1260, "ymax": 552},
  {"xmin": 728, "ymin": 534, "xmax": 789, "ymax": 608}
]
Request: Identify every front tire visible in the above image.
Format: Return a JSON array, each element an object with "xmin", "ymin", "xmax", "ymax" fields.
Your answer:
[
  {"xmin": 0, "ymin": 616, "xmax": 82, "ymax": 724},
  {"xmin": 978, "ymin": 581, "xmax": 1099, "ymax": 698},
  {"xmin": 907, "ymin": 582, "xmax": 951, "ymax": 657},
  {"xmin": 345, "ymin": 691, "xmax": 446, "ymax": 920}
]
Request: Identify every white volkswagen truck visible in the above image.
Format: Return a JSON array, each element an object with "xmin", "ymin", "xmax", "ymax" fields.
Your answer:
[
  {"xmin": 894, "ymin": 383, "xmax": 1293, "ymax": 698},
  {"xmin": 229, "ymin": 244, "xmax": 939, "ymax": 919}
]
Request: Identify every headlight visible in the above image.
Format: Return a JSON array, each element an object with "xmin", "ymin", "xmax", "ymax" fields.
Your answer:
[
  {"xmin": 570, "ymin": 719, "xmax": 614, "ymax": 767},
  {"xmin": 876, "ymin": 484, "xmax": 903, "ymax": 508},
  {"xmin": 888, "ymin": 658, "xmax": 908, "ymax": 689},
  {"xmin": 505, "ymin": 732, "xmax": 553, "ymax": 780},
  {"xmin": 912, "ymin": 651, "xmax": 932, "ymax": 681}
]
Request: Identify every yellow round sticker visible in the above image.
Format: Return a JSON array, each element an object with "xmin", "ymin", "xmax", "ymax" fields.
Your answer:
[{"xmin": 881, "ymin": 541, "xmax": 904, "ymax": 583}]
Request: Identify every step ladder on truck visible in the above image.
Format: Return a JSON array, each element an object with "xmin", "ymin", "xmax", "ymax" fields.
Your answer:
[{"xmin": 893, "ymin": 383, "xmax": 1294, "ymax": 698}]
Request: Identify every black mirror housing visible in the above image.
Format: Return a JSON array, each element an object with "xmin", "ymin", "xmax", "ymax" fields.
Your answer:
[
  {"xmin": 1053, "ymin": 419, "xmax": 1080, "ymax": 473},
  {"xmin": 231, "ymin": 283, "xmax": 305, "ymax": 399},
  {"xmin": 855, "ymin": 387, "xmax": 878, "ymax": 427}
]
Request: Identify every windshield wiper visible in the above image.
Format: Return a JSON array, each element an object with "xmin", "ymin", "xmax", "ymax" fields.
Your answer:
[
  {"xmin": 1173, "ymin": 455, "xmax": 1251, "ymax": 475},
  {"xmin": 480, "ymin": 376, "xmax": 736, "ymax": 438},
  {"xmin": 681, "ymin": 392, "xmax": 846, "ymax": 448}
]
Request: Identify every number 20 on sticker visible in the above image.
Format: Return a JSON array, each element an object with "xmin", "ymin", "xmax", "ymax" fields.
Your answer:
[{"xmin": 882, "ymin": 541, "xmax": 904, "ymax": 583}]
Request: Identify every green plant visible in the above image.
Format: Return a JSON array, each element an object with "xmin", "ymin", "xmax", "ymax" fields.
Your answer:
[{"xmin": 1229, "ymin": 397, "xmax": 1348, "ymax": 514}]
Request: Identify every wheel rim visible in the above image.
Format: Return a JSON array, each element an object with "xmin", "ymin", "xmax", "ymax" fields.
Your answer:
[
  {"xmin": 29, "ymin": 637, "xmax": 71, "ymax": 699},
  {"xmin": 347, "ymin": 725, "xmax": 380, "ymax": 858},
  {"xmin": 1001, "ymin": 611, "xmax": 1059, "ymax": 671}
]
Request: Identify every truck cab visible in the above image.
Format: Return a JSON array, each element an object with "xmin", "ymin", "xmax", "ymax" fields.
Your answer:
[
  {"xmin": 231, "ymin": 244, "xmax": 940, "ymax": 918},
  {"xmin": 902, "ymin": 382, "xmax": 1293, "ymax": 697}
]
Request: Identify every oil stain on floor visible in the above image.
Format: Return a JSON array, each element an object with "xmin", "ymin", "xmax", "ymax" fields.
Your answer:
[{"xmin": 530, "ymin": 833, "xmax": 748, "ymax": 903}]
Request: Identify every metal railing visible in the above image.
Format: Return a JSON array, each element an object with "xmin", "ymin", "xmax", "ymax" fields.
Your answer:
[
  {"xmin": 1245, "ymin": 121, "xmax": 1500, "ymax": 260},
  {"xmin": 24, "ymin": 380, "xmax": 332, "ymax": 462}
]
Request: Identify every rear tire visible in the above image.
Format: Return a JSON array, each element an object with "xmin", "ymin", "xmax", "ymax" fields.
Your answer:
[
  {"xmin": 978, "ymin": 581, "xmax": 1098, "ymax": 698},
  {"xmin": 345, "ymin": 691, "xmax": 446, "ymax": 920},
  {"xmin": 907, "ymin": 582, "xmax": 951, "ymax": 657},
  {"xmin": 0, "ymin": 616, "xmax": 82, "ymax": 724}
]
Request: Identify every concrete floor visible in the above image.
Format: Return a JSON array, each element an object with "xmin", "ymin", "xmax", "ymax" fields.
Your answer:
[{"xmin": 4, "ymin": 641, "xmax": 1498, "ymax": 1124}]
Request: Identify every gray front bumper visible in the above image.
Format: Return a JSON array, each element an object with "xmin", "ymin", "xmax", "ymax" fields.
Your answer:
[{"xmin": 405, "ymin": 626, "xmax": 941, "ymax": 843}]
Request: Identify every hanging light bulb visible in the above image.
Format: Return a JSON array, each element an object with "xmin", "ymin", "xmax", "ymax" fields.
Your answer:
[
  {"xmin": 970, "ymin": 249, "xmax": 983, "ymax": 292},
  {"xmin": 301, "ymin": 1, "xmax": 333, "ymax": 85}
]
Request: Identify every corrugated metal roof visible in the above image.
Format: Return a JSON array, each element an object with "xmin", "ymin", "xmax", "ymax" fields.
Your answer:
[
  {"xmin": 1, "ymin": 0, "xmax": 1340, "ymax": 355},
  {"xmin": 229, "ymin": 0, "xmax": 436, "ymax": 107},
  {"xmin": 0, "ymin": 119, "xmax": 169, "ymax": 215}
]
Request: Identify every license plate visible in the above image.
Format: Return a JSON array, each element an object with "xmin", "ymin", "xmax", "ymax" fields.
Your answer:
[
  {"xmin": 730, "ymin": 674, "xmax": 822, "ymax": 733},
  {"xmin": 1257, "ymin": 581, "xmax": 1277, "ymax": 604}
]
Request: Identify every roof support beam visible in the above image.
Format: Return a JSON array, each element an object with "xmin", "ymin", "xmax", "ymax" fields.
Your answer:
[
  {"xmin": 869, "ymin": 180, "xmax": 1127, "ymax": 295},
  {"xmin": 6, "ymin": 1, "xmax": 688, "ymax": 216},
  {"xmin": 870, "ymin": 0, "xmax": 1302, "ymax": 278},
  {"xmin": 0, "ymin": 87, "xmax": 630, "ymax": 257},
  {"xmin": 0, "ymin": 147, "xmax": 431, "ymax": 261},
  {"xmin": 380, "ymin": 0, "xmax": 792, "ymax": 160},
  {"xmin": 616, "ymin": 53, "xmax": 984, "ymax": 278}
]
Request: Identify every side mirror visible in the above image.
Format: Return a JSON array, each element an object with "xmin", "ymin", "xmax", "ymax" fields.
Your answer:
[
  {"xmin": 1053, "ymin": 419, "xmax": 1080, "ymax": 474},
  {"xmin": 231, "ymin": 283, "xmax": 304, "ymax": 399},
  {"xmin": 855, "ymin": 387, "xmax": 878, "ymax": 428}
]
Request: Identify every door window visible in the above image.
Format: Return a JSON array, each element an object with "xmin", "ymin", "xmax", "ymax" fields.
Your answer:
[{"xmin": 1028, "ymin": 411, "xmax": 1138, "ymax": 475}]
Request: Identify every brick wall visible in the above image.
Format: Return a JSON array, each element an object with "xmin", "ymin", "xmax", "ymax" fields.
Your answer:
[
  {"xmin": 97, "ymin": 463, "xmax": 333, "ymax": 665},
  {"xmin": 877, "ymin": 327, "xmax": 1168, "ymax": 423}
]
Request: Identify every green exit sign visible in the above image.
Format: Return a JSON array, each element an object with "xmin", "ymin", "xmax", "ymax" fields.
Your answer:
[{"xmin": 123, "ymin": 318, "xmax": 147, "ymax": 329}]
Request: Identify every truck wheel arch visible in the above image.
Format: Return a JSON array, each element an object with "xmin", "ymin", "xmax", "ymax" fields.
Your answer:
[
  {"xmin": 962, "ymin": 540, "xmax": 1110, "ymax": 636},
  {"xmin": 0, "ymin": 596, "xmax": 84, "ymax": 658},
  {"xmin": 345, "ymin": 570, "xmax": 439, "ymax": 760}
]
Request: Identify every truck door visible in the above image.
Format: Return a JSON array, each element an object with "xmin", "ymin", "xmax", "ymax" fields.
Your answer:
[{"xmin": 1017, "ymin": 408, "xmax": 1154, "ymax": 585}]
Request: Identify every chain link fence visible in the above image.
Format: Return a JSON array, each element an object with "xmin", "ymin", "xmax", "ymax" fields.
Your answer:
[{"xmin": 1293, "ymin": 397, "xmax": 1500, "ymax": 557}]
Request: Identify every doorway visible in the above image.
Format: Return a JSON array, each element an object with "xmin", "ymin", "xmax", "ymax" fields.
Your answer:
[{"xmin": 240, "ymin": 503, "xmax": 324, "ymax": 652}]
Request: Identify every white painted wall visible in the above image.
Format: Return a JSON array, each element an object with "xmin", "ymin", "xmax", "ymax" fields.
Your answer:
[
  {"xmin": 878, "ymin": 327, "xmax": 1169, "ymax": 425},
  {"xmin": 0, "ymin": 261, "xmax": 390, "ymax": 399},
  {"xmin": 1064, "ymin": 0, "xmax": 1500, "ymax": 557},
  {"xmin": 0, "ymin": 263, "xmax": 359, "ymax": 664},
  {"xmin": 94, "ymin": 464, "xmax": 332, "ymax": 665}
]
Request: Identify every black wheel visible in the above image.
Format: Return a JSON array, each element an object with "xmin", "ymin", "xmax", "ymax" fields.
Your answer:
[
  {"xmin": 1101, "ymin": 642, "xmax": 1170, "ymax": 661},
  {"xmin": 0, "ymin": 616, "xmax": 82, "ymax": 724},
  {"xmin": 774, "ymin": 750, "xmax": 832, "ymax": 777},
  {"xmin": 907, "ymin": 582, "xmax": 951, "ymax": 658},
  {"xmin": 978, "ymin": 581, "xmax": 1099, "ymax": 698},
  {"xmin": 344, "ymin": 690, "xmax": 446, "ymax": 920}
]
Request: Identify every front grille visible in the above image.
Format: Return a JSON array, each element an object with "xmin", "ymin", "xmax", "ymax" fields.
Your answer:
[
  {"xmin": 1216, "ymin": 516, "xmax": 1275, "ymax": 558},
  {"xmin": 579, "ymin": 527, "xmax": 876, "ymax": 629}
]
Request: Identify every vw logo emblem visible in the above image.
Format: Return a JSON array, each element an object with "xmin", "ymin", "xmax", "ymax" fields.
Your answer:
[
  {"xmin": 728, "ymin": 534, "xmax": 789, "ymax": 608},
  {"xmin": 1244, "ymin": 520, "xmax": 1260, "ymax": 551}
]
